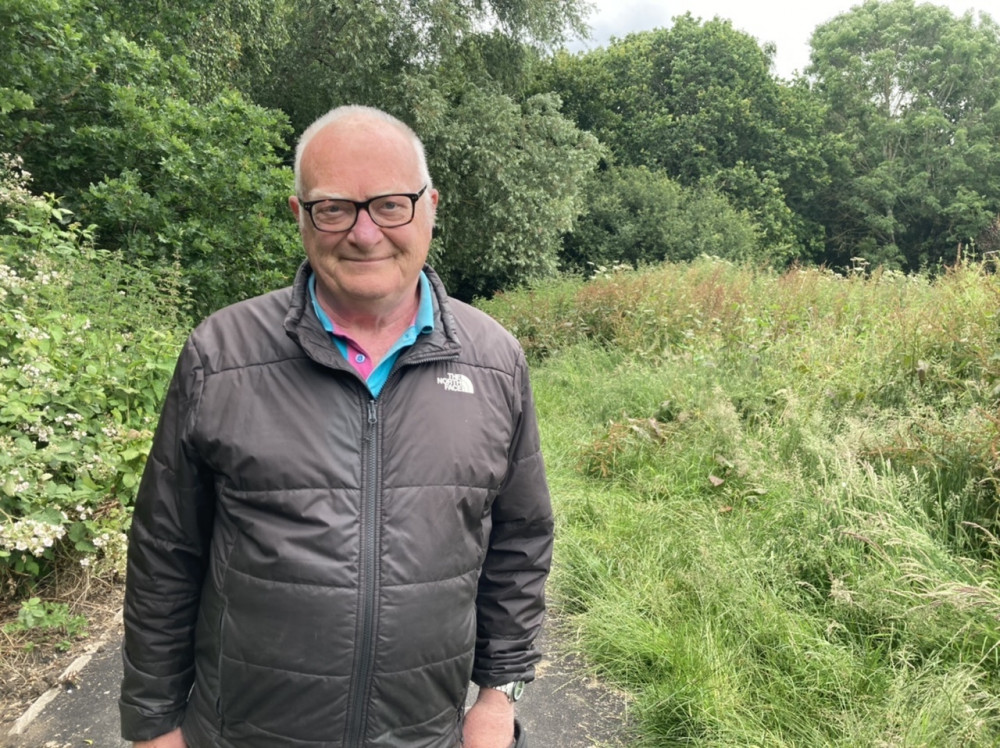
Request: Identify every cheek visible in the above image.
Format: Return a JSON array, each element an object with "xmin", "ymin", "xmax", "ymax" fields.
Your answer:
[{"xmin": 303, "ymin": 234, "xmax": 338, "ymax": 260}]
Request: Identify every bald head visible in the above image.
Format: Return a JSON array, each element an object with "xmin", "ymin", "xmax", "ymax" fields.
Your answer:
[{"xmin": 293, "ymin": 106, "xmax": 433, "ymax": 199}]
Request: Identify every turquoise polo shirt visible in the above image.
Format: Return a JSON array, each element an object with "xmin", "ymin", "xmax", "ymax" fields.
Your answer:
[{"xmin": 308, "ymin": 271, "xmax": 435, "ymax": 398}]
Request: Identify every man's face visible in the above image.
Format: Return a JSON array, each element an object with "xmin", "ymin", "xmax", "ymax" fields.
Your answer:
[{"xmin": 289, "ymin": 118, "xmax": 438, "ymax": 316}]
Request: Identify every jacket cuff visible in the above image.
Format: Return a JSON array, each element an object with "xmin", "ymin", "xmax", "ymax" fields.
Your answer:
[
  {"xmin": 119, "ymin": 646, "xmax": 193, "ymax": 741},
  {"xmin": 119, "ymin": 702, "xmax": 186, "ymax": 742},
  {"xmin": 471, "ymin": 638, "xmax": 540, "ymax": 687},
  {"xmin": 472, "ymin": 671, "xmax": 536, "ymax": 689}
]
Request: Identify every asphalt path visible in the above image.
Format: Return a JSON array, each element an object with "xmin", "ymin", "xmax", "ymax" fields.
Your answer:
[{"xmin": 3, "ymin": 613, "xmax": 633, "ymax": 748}]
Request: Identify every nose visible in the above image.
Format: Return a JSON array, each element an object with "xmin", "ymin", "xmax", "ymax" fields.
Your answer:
[{"xmin": 348, "ymin": 205, "xmax": 384, "ymax": 246}]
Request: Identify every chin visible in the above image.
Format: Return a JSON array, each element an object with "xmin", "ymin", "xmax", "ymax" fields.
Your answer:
[{"xmin": 344, "ymin": 282, "xmax": 405, "ymax": 302}]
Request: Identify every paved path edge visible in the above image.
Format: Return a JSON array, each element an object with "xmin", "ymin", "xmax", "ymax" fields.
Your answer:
[{"xmin": 7, "ymin": 608, "xmax": 124, "ymax": 737}]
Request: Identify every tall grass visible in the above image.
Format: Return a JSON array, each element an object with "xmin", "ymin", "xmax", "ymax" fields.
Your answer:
[{"xmin": 481, "ymin": 259, "xmax": 1000, "ymax": 745}]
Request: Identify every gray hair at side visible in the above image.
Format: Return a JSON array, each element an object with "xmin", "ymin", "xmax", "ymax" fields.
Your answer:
[{"xmin": 292, "ymin": 105, "xmax": 433, "ymax": 200}]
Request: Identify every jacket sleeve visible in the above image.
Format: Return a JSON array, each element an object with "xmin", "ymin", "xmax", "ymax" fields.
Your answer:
[
  {"xmin": 472, "ymin": 349, "xmax": 554, "ymax": 687},
  {"xmin": 119, "ymin": 336, "xmax": 216, "ymax": 741}
]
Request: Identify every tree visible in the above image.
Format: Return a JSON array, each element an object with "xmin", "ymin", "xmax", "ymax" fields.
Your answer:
[
  {"xmin": 80, "ymin": 91, "xmax": 300, "ymax": 312},
  {"xmin": 98, "ymin": 0, "xmax": 295, "ymax": 100},
  {"xmin": 257, "ymin": 0, "xmax": 588, "ymax": 133},
  {"xmin": 560, "ymin": 165, "xmax": 762, "ymax": 273},
  {"xmin": 538, "ymin": 17, "xmax": 829, "ymax": 259},
  {"xmin": 410, "ymin": 84, "xmax": 601, "ymax": 299},
  {"xmin": 808, "ymin": 0, "xmax": 1000, "ymax": 269},
  {"xmin": 251, "ymin": 0, "xmax": 599, "ymax": 299},
  {"xmin": 0, "ymin": 0, "xmax": 301, "ymax": 312},
  {"xmin": 2, "ymin": 0, "xmax": 600, "ymax": 305}
]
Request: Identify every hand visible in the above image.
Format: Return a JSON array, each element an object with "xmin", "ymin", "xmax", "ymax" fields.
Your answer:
[
  {"xmin": 133, "ymin": 727, "xmax": 187, "ymax": 748},
  {"xmin": 462, "ymin": 687, "xmax": 515, "ymax": 748}
]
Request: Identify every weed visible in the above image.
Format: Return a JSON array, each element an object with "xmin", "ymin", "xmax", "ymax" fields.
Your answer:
[
  {"xmin": 518, "ymin": 258, "xmax": 1000, "ymax": 745},
  {"xmin": 3, "ymin": 597, "xmax": 88, "ymax": 651}
]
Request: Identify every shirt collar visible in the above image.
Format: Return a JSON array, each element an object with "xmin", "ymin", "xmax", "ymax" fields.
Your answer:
[{"xmin": 414, "ymin": 271, "xmax": 434, "ymax": 334}]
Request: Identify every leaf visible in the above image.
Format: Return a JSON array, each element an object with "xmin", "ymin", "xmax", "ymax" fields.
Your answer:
[
  {"xmin": 708, "ymin": 474, "xmax": 725, "ymax": 487},
  {"xmin": 31, "ymin": 507, "xmax": 66, "ymax": 525}
]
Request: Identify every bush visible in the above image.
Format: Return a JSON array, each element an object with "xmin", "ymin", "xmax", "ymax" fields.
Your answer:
[
  {"xmin": 414, "ymin": 87, "xmax": 601, "ymax": 301},
  {"xmin": 0, "ymin": 162, "xmax": 187, "ymax": 593},
  {"xmin": 81, "ymin": 90, "xmax": 301, "ymax": 314},
  {"xmin": 0, "ymin": 0, "xmax": 300, "ymax": 315},
  {"xmin": 560, "ymin": 166, "xmax": 763, "ymax": 274}
]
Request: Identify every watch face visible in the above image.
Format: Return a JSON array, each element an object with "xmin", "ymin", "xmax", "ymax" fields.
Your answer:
[
  {"xmin": 510, "ymin": 680, "xmax": 525, "ymax": 702},
  {"xmin": 490, "ymin": 681, "xmax": 526, "ymax": 702}
]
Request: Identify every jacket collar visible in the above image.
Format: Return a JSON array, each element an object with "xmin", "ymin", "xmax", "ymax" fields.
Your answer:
[{"xmin": 284, "ymin": 261, "xmax": 461, "ymax": 370}]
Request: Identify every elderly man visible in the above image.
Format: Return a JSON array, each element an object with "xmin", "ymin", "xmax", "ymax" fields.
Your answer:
[{"xmin": 119, "ymin": 105, "xmax": 553, "ymax": 748}]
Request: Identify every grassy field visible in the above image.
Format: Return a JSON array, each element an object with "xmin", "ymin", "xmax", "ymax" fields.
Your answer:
[{"xmin": 481, "ymin": 258, "xmax": 1000, "ymax": 746}]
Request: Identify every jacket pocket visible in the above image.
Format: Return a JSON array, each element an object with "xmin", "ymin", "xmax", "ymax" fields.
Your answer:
[{"xmin": 215, "ymin": 568, "xmax": 355, "ymax": 742}]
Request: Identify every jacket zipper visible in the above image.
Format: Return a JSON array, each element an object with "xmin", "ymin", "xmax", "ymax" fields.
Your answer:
[{"xmin": 345, "ymin": 398, "xmax": 381, "ymax": 745}]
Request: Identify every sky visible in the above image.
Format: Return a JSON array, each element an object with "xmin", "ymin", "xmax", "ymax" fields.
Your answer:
[{"xmin": 569, "ymin": 0, "xmax": 1000, "ymax": 79}]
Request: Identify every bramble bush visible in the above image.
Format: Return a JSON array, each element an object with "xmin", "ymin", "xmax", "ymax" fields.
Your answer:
[{"xmin": 0, "ymin": 156, "xmax": 187, "ymax": 595}]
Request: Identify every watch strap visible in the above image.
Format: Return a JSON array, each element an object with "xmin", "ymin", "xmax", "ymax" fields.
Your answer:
[{"xmin": 485, "ymin": 680, "xmax": 525, "ymax": 703}]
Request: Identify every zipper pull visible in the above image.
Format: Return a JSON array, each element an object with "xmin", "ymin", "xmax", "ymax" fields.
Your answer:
[{"xmin": 367, "ymin": 399, "xmax": 378, "ymax": 425}]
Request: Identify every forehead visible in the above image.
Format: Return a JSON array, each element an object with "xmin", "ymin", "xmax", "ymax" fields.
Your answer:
[{"xmin": 300, "ymin": 119, "xmax": 420, "ymax": 197}]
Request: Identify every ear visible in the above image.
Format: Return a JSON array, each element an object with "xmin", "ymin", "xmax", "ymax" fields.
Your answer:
[{"xmin": 288, "ymin": 195, "xmax": 301, "ymax": 220}]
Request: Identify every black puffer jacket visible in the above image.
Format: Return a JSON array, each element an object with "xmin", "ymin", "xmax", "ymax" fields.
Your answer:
[{"xmin": 120, "ymin": 264, "xmax": 553, "ymax": 747}]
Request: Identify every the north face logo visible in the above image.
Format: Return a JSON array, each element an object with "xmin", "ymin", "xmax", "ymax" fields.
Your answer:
[{"xmin": 437, "ymin": 373, "xmax": 474, "ymax": 394}]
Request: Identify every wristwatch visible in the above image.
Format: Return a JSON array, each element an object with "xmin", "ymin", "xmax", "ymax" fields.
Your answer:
[{"xmin": 486, "ymin": 680, "xmax": 525, "ymax": 703}]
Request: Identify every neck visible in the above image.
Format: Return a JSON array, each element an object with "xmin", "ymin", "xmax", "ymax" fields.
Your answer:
[{"xmin": 316, "ymin": 282, "xmax": 419, "ymax": 340}]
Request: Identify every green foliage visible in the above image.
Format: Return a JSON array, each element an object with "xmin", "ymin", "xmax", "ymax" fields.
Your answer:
[
  {"xmin": 259, "ymin": 0, "xmax": 588, "ymax": 132},
  {"xmin": 538, "ymin": 16, "xmax": 831, "ymax": 258},
  {"xmin": 8, "ymin": 0, "xmax": 1000, "ymax": 307},
  {"xmin": 80, "ymin": 90, "xmax": 301, "ymax": 313},
  {"xmin": 543, "ymin": 18, "xmax": 769, "ymax": 175},
  {"xmin": 560, "ymin": 165, "xmax": 763, "ymax": 272},
  {"xmin": 0, "ymin": 165, "xmax": 187, "ymax": 593},
  {"xmin": 412, "ymin": 86, "xmax": 601, "ymax": 299},
  {"xmin": 0, "ymin": 0, "xmax": 186, "ymax": 195},
  {"xmin": 809, "ymin": 0, "xmax": 1000, "ymax": 269},
  {"xmin": 0, "ymin": 0, "xmax": 300, "ymax": 314},
  {"xmin": 0, "ymin": 0, "xmax": 591, "ymax": 309},
  {"xmin": 4, "ymin": 597, "xmax": 87, "ymax": 651},
  {"xmin": 242, "ymin": 0, "xmax": 599, "ymax": 301},
  {"xmin": 98, "ymin": 0, "xmax": 295, "ymax": 100},
  {"xmin": 501, "ymin": 259, "xmax": 1000, "ymax": 745}
]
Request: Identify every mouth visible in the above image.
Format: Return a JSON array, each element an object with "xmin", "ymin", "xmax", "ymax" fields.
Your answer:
[
  {"xmin": 343, "ymin": 255, "xmax": 393, "ymax": 263},
  {"xmin": 340, "ymin": 255, "xmax": 393, "ymax": 262}
]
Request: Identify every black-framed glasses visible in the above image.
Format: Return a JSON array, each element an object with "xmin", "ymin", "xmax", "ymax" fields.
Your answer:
[{"xmin": 299, "ymin": 185, "xmax": 428, "ymax": 233}]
